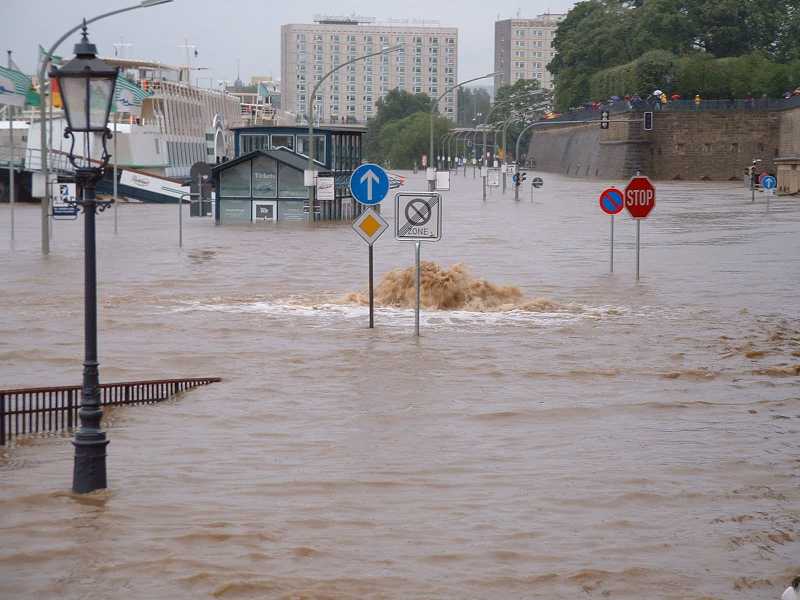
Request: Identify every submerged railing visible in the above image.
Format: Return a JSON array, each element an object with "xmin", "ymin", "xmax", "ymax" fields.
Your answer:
[{"xmin": 0, "ymin": 377, "xmax": 221, "ymax": 446}]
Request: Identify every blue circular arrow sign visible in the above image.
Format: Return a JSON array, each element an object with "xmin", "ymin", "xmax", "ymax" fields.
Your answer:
[
  {"xmin": 350, "ymin": 163, "xmax": 390, "ymax": 205},
  {"xmin": 762, "ymin": 175, "xmax": 777, "ymax": 190}
]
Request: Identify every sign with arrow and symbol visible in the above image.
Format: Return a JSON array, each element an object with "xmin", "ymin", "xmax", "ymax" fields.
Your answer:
[
  {"xmin": 395, "ymin": 192, "xmax": 442, "ymax": 241},
  {"xmin": 350, "ymin": 163, "xmax": 389, "ymax": 205}
]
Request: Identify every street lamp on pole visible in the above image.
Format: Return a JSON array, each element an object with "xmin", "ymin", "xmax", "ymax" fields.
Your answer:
[
  {"xmin": 306, "ymin": 44, "xmax": 403, "ymax": 222},
  {"xmin": 428, "ymin": 72, "xmax": 498, "ymax": 191},
  {"xmin": 50, "ymin": 23, "xmax": 119, "ymax": 494},
  {"xmin": 37, "ymin": 0, "xmax": 173, "ymax": 255}
]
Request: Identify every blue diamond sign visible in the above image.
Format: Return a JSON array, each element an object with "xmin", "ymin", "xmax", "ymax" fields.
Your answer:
[{"xmin": 350, "ymin": 163, "xmax": 389, "ymax": 205}]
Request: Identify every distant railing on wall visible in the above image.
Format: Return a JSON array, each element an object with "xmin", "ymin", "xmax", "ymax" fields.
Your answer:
[{"xmin": 0, "ymin": 377, "xmax": 221, "ymax": 446}]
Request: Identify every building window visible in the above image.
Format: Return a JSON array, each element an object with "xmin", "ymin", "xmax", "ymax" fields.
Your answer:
[
  {"xmin": 277, "ymin": 163, "xmax": 305, "ymax": 198},
  {"xmin": 270, "ymin": 134, "xmax": 294, "ymax": 150},
  {"xmin": 252, "ymin": 155, "xmax": 277, "ymax": 198},
  {"xmin": 220, "ymin": 160, "xmax": 251, "ymax": 197},
  {"xmin": 240, "ymin": 134, "xmax": 269, "ymax": 154}
]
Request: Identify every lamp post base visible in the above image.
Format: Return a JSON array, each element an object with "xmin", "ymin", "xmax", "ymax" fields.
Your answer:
[{"xmin": 72, "ymin": 433, "xmax": 109, "ymax": 494}]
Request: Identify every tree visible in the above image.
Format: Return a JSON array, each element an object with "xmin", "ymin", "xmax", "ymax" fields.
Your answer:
[
  {"xmin": 364, "ymin": 90, "xmax": 432, "ymax": 162},
  {"xmin": 379, "ymin": 112, "xmax": 451, "ymax": 169},
  {"xmin": 492, "ymin": 79, "xmax": 550, "ymax": 123},
  {"xmin": 457, "ymin": 87, "xmax": 491, "ymax": 126}
]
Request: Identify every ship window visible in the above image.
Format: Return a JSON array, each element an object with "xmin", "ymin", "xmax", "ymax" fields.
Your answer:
[
  {"xmin": 278, "ymin": 163, "xmax": 305, "ymax": 198},
  {"xmin": 252, "ymin": 155, "xmax": 277, "ymax": 198},
  {"xmin": 270, "ymin": 134, "xmax": 294, "ymax": 150},
  {"xmin": 220, "ymin": 161, "xmax": 251, "ymax": 197}
]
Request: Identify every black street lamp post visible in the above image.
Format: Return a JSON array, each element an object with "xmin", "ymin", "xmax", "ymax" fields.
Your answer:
[{"xmin": 50, "ymin": 23, "xmax": 119, "ymax": 494}]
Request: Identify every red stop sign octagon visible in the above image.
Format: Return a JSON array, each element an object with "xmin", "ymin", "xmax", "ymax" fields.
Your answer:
[{"xmin": 624, "ymin": 176, "xmax": 656, "ymax": 219}]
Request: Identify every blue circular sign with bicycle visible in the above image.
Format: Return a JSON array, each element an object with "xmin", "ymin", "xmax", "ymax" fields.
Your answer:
[{"xmin": 350, "ymin": 163, "xmax": 389, "ymax": 205}]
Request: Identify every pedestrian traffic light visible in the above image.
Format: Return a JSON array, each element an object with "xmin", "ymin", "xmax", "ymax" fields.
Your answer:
[
  {"xmin": 643, "ymin": 111, "xmax": 654, "ymax": 131},
  {"xmin": 514, "ymin": 172, "xmax": 527, "ymax": 187},
  {"xmin": 600, "ymin": 110, "xmax": 610, "ymax": 129}
]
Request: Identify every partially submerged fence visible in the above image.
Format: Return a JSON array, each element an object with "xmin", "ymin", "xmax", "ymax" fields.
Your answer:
[{"xmin": 0, "ymin": 377, "xmax": 220, "ymax": 446}]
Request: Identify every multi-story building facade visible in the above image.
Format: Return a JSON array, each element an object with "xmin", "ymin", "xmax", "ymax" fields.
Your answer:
[
  {"xmin": 281, "ymin": 17, "xmax": 458, "ymax": 125},
  {"xmin": 494, "ymin": 13, "xmax": 564, "ymax": 92}
]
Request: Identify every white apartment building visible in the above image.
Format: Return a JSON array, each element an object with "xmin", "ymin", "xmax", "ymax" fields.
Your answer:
[
  {"xmin": 281, "ymin": 17, "xmax": 458, "ymax": 124},
  {"xmin": 494, "ymin": 13, "xmax": 565, "ymax": 91}
]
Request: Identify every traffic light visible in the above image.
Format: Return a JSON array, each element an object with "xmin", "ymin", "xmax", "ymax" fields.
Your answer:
[
  {"xmin": 600, "ymin": 110, "xmax": 610, "ymax": 129},
  {"xmin": 643, "ymin": 111, "xmax": 654, "ymax": 131},
  {"xmin": 514, "ymin": 172, "xmax": 527, "ymax": 187}
]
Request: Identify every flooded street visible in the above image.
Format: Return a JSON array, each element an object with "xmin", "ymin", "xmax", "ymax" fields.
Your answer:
[{"xmin": 1, "ymin": 171, "xmax": 799, "ymax": 599}]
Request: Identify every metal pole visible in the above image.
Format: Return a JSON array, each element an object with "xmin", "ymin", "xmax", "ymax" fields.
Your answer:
[
  {"xmin": 415, "ymin": 241, "xmax": 421, "ymax": 337},
  {"xmin": 37, "ymin": 0, "xmax": 174, "ymax": 255},
  {"xmin": 113, "ymin": 112, "xmax": 118, "ymax": 234},
  {"xmin": 8, "ymin": 104, "xmax": 14, "ymax": 242},
  {"xmin": 610, "ymin": 215, "xmax": 614, "ymax": 273},
  {"xmin": 635, "ymin": 220, "xmax": 640, "ymax": 281},
  {"xmin": 178, "ymin": 191, "xmax": 183, "ymax": 247},
  {"xmin": 368, "ymin": 244, "xmax": 374, "ymax": 329},
  {"xmin": 309, "ymin": 44, "xmax": 403, "ymax": 221},
  {"xmin": 429, "ymin": 73, "xmax": 498, "ymax": 193},
  {"xmin": 72, "ymin": 174, "xmax": 108, "ymax": 494}
]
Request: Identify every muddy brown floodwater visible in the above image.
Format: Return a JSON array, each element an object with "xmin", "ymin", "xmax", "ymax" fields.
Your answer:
[{"xmin": 1, "ymin": 171, "xmax": 799, "ymax": 599}]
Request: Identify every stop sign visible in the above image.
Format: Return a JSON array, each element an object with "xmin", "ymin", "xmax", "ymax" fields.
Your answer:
[{"xmin": 624, "ymin": 176, "xmax": 656, "ymax": 219}]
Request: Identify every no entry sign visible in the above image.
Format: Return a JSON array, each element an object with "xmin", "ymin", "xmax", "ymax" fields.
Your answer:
[
  {"xmin": 624, "ymin": 176, "xmax": 656, "ymax": 219},
  {"xmin": 599, "ymin": 187, "xmax": 624, "ymax": 215}
]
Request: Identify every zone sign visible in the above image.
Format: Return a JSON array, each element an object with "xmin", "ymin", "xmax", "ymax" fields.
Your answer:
[{"xmin": 624, "ymin": 176, "xmax": 656, "ymax": 219}]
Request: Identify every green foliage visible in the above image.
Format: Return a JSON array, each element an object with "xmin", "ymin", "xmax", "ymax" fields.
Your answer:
[
  {"xmin": 589, "ymin": 50, "xmax": 800, "ymax": 101},
  {"xmin": 551, "ymin": 0, "xmax": 800, "ymax": 109},
  {"xmin": 378, "ymin": 112, "xmax": 451, "ymax": 170},
  {"xmin": 364, "ymin": 90, "xmax": 432, "ymax": 162},
  {"xmin": 492, "ymin": 79, "xmax": 548, "ymax": 124}
]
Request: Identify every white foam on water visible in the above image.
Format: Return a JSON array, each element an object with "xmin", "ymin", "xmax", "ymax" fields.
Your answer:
[{"xmin": 170, "ymin": 298, "xmax": 628, "ymax": 331}]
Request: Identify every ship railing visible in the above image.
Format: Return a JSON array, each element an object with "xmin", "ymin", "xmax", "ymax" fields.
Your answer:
[{"xmin": 0, "ymin": 377, "xmax": 221, "ymax": 446}]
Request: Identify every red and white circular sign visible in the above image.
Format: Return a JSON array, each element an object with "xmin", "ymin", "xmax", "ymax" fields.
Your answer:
[{"xmin": 624, "ymin": 176, "xmax": 656, "ymax": 219}]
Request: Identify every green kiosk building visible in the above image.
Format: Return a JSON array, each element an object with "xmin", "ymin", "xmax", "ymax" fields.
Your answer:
[{"xmin": 211, "ymin": 125, "xmax": 365, "ymax": 223}]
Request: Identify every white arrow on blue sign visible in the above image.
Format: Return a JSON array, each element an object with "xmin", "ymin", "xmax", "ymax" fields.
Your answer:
[
  {"xmin": 762, "ymin": 175, "xmax": 777, "ymax": 190},
  {"xmin": 350, "ymin": 163, "xmax": 390, "ymax": 205}
]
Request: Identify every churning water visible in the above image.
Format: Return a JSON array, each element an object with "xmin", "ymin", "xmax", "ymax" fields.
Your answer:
[{"xmin": 1, "ymin": 171, "xmax": 799, "ymax": 599}]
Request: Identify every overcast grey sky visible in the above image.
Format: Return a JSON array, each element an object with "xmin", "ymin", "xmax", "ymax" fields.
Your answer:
[{"xmin": 1, "ymin": 0, "xmax": 577, "ymax": 87}]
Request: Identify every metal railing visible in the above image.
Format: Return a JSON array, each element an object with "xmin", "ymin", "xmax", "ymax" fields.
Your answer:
[{"xmin": 0, "ymin": 377, "xmax": 221, "ymax": 446}]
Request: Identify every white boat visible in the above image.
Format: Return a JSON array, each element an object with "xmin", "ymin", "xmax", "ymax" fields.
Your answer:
[{"xmin": 25, "ymin": 58, "xmax": 244, "ymax": 187}]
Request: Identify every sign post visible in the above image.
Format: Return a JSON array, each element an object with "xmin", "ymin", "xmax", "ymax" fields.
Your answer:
[
  {"xmin": 350, "ymin": 164, "xmax": 391, "ymax": 328},
  {"xmin": 623, "ymin": 176, "xmax": 656, "ymax": 281},
  {"xmin": 761, "ymin": 175, "xmax": 777, "ymax": 207},
  {"xmin": 599, "ymin": 187, "xmax": 624, "ymax": 273},
  {"xmin": 352, "ymin": 208, "xmax": 389, "ymax": 328},
  {"xmin": 531, "ymin": 176, "xmax": 543, "ymax": 203},
  {"xmin": 395, "ymin": 192, "xmax": 442, "ymax": 336}
]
